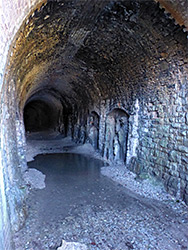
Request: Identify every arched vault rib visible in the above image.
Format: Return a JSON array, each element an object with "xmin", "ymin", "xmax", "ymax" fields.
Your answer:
[
  {"xmin": 6, "ymin": 0, "xmax": 187, "ymax": 114},
  {"xmin": 156, "ymin": 0, "xmax": 188, "ymax": 31}
]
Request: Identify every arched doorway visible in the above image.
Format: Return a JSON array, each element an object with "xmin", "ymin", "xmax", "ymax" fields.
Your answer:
[
  {"xmin": 88, "ymin": 111, "xmax": 99, "ymax": 150},
  {"xmin": 104, "ymin": 108, "xmax": 129, "ymax": 162}
]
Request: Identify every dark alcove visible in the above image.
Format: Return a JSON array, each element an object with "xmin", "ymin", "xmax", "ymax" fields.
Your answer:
[{"xmin": 104, "ymin": 108, "xmax": 129, "ymax": 162}]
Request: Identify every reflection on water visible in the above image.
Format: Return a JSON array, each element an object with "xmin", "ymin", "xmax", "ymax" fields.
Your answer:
[
  {"xmin": 28, "ymin": 153, "xmax": 131, "ymax": 222},
  {"xmin": 16, "ymin": 153, "xmax": 187, "ymax": 250}
]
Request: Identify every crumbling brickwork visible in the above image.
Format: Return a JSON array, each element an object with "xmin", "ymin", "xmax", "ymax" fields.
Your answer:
[{"xmin": 0, "ymin": 0, "xmax": 187, "ymax": 249}]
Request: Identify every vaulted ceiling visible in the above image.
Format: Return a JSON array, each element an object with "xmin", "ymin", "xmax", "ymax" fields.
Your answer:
[{"xmin": 7, "ymin": 0, "xmax": 187, "ymax": 111}]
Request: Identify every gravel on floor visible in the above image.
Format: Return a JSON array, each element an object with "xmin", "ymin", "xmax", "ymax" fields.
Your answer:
[{"xmin": 13, "ymin": 132, "xmax": 188, "ymax": 250}]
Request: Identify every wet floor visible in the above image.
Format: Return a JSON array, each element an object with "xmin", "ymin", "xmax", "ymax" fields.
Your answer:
[
  {"xmin": 28, "ymin": 153, "xmax": 108, "ymax": 221},
  {"xmin": 14, "ymin": 153, "xmax": 188, "ymax": 250},
  {"xmin": 27, "ymin": 153, "xmax": 139, "ymax": 223}
]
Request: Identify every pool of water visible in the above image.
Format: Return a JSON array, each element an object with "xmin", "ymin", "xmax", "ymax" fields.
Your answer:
[
  {"xmin": 14, "ymin": 152, "xmax": 188, "ymax": 250},
  {"xmin": 28, "ymin": 153, "xmax": 134, "ymax": 223}
]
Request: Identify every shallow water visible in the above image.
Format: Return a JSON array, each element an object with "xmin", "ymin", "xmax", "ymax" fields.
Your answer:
[
  {"xmin": 19, "ymin": 153, "xmax": 188, "ymax": 250},
  {"xmin": 28, "ymin": 153, "xmax": 136, "ymax": 223}
]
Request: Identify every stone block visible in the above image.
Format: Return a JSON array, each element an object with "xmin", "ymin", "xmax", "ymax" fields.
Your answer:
[
  {"xmin": 176, "ymin": 117, "xmax": 185, "ymax": 123},
  {"xmin": 179, "ymin": 171, "xmax": 187, "ymax": 180},
  {"xmin": 168, "ymin": 176, "xmax": 178, "ymax": 194},
  {"xmin": 180, "ymin": 124, "xmax": 188, "ymax": 130},
  {"xmin": 169, "ymin": 117, "xmax": 175, "ymax": 123},
  {"xmin": 185, "ymin": 184, "xmax": 188, "ymax": 194},
  {"xmin": 169, "ymin": 162, "xmax": 178, "ymax": 171},
  {"xmin": 179, "ymin": 130, "xmax": 186, "ymax": 136},
  {"xmin": 185, "ymin": 113, "xmax": 188, "ymax": 125},
  {"xmin": 171, "ymin": 123, "xmax": 180, "ymax": 129},
  {"xmin": 176, "ymin": 106, "xmax": 183, "ymax": 112},
  {"xmin": 180, "ymin": 180, "xmax": 186, "ymax": 198},
  {"xmin": 176, "ymin": 136, "xmax": 183, "ymax": 143},
  {"xmin": 184, "ymin": 194, "xmax": 188, "ymax": 205},
  {"xmin": 57, "ymin": 240, "xmax": 87, "ymax": 250},
  {"xmin": 23, "ymin": 168, "xmax": 46, "ymax": 189},
  {"xmin": 183, "ymin": 138, "xmax": 188, "ymax": 147},
  {"xmin": 177, "ymin": 145, "xmax": 188, "ymax": 154},
  {"xmin": 159, "ymin": 138, "xmax": 168, "ymax": 148},
  {"xmin": 168, "ymin": 150, "xmax": 178, "ymax": 162}
]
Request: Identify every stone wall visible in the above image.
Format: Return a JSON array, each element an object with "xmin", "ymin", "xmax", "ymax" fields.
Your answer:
[
  {"xmin": 0, "ymin": 78, "xmax": 27, "ymax": 240},
  {"xmin": 0, "ymin": 0, "xmax": 188, "ymax": 249},
  {"xmin": 0, "ymin": 1, "xmax": 47, "ymax": 249},
  {"xmin": 134, "ymin": 68, "xmax": 188, "ymax": 203}
]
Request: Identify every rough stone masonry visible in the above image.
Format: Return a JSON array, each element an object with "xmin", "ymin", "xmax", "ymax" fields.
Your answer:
[{"xmin": 0, "ymin": 0, "xmax": 188, "ymax": 249}]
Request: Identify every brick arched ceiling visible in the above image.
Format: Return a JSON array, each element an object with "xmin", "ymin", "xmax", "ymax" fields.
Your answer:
[
  {"xmin": 156, "ymin": 0, "xmax": 188, "ymax": 31},
  {"xmin": 7, "ymin": 0, "xmax": 187, "ymax": 111}
]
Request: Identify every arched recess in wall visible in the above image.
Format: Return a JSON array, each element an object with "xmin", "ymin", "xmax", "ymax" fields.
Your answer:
[
  {"xmin": 88, "ymin": 111, "xmax": 100, "ymax": 150},
  {"xmin": 104, "ymin": 108, "xmax": 129, "ymax": 162}
]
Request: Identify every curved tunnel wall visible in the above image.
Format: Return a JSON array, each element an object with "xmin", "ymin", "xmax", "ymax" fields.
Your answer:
[
  {"xmin": 0, "ymin": 0, "xmax": 188, "ymax": 249},
  {"xmin": 12, "ymin": 0, "xmax": 187, "ymax": 201}
]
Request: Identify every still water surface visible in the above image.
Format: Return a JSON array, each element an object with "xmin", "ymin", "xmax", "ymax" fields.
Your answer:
[
  {"xmin": 19, "ymin": 153, "xmax": 188, "ymax": 250},
  {"xmin": 28, "ymin": 153, "xmax": 134, "ymax": 223}
]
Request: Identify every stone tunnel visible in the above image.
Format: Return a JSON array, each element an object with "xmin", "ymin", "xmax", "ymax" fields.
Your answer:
[{"xmin": 0, "ymin": 0, "xmax": 188, "ymax": 249}]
